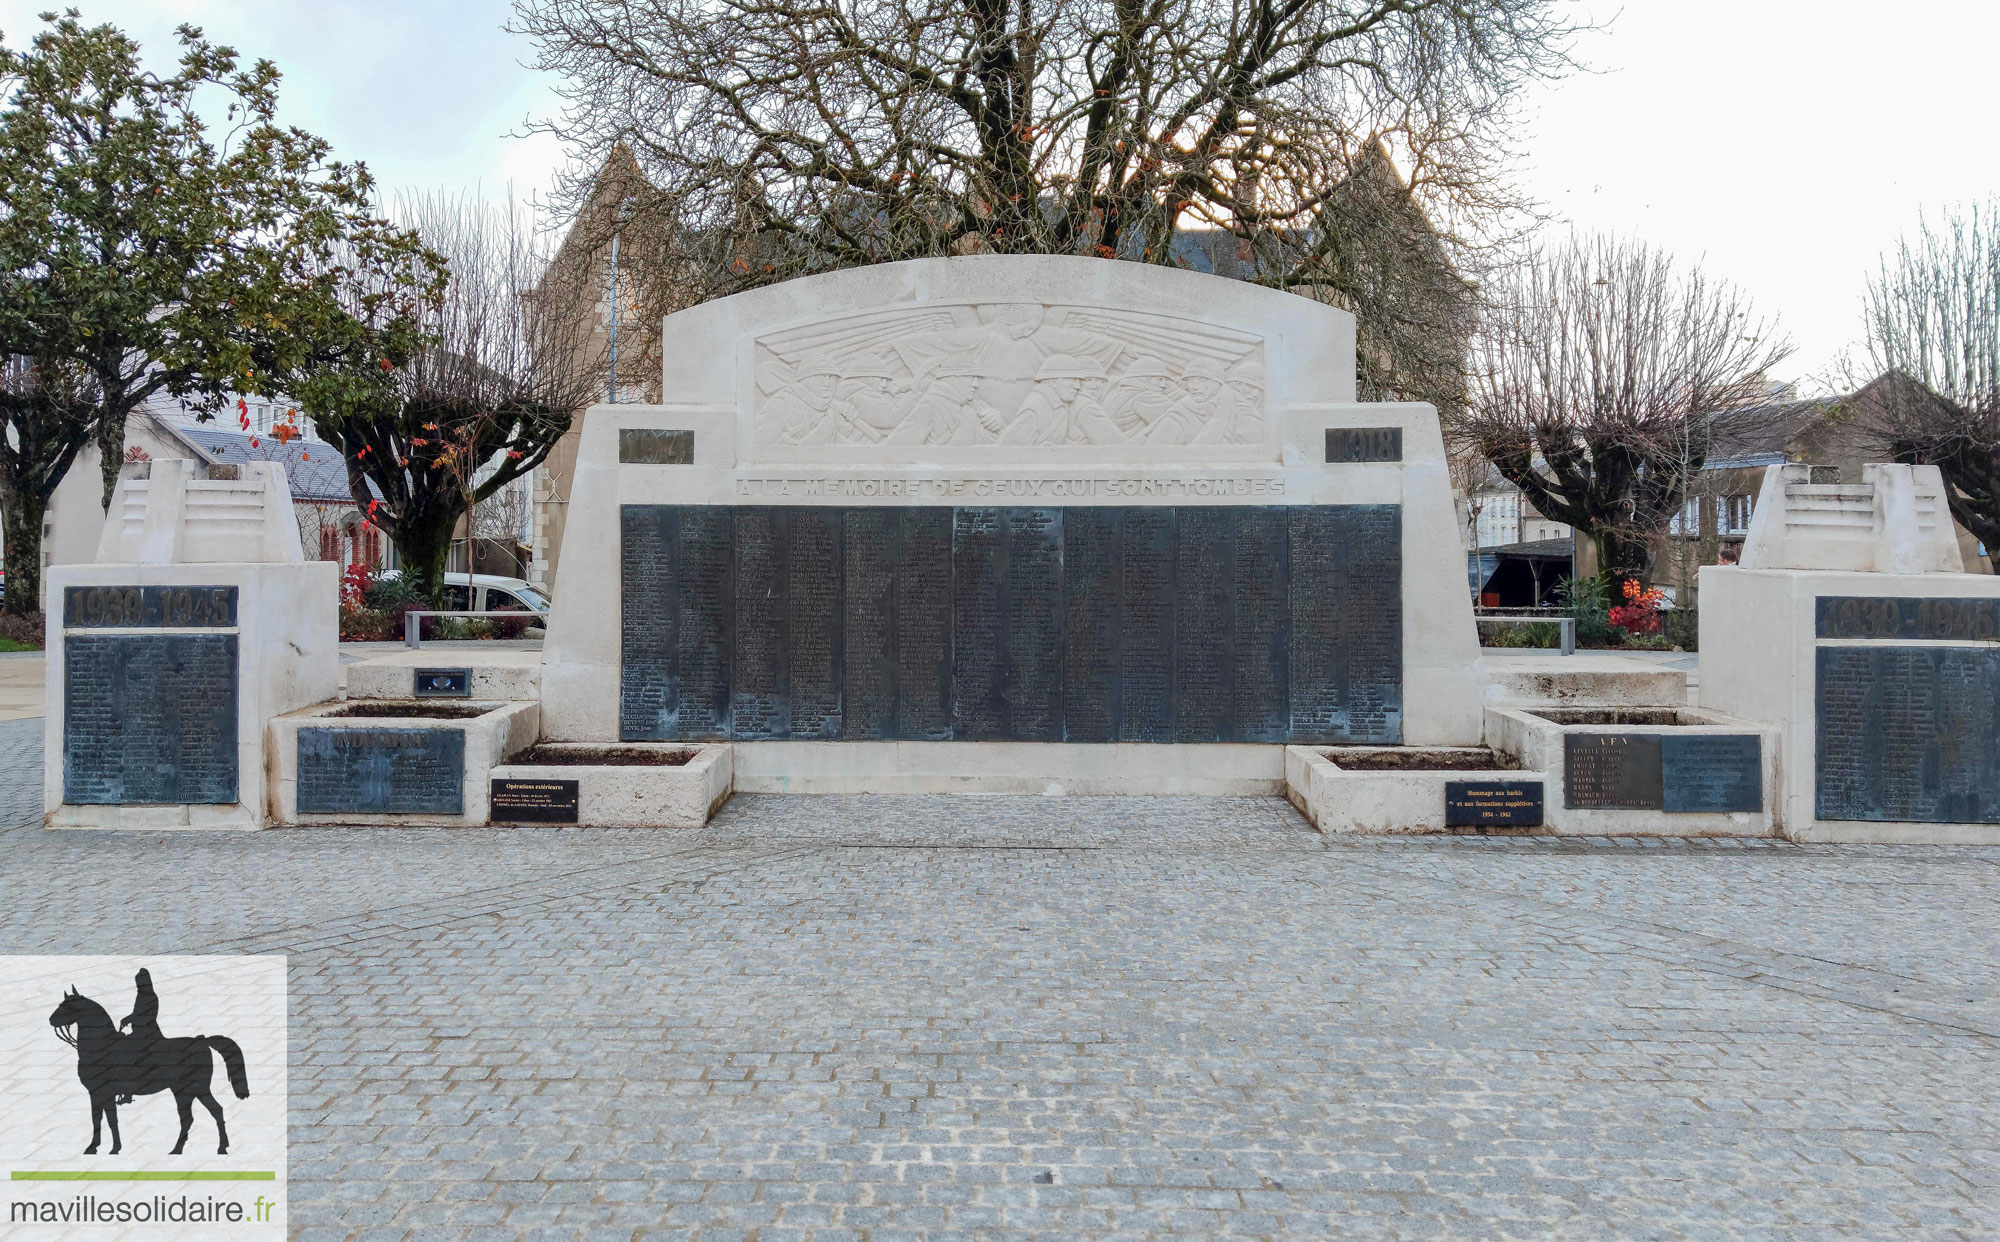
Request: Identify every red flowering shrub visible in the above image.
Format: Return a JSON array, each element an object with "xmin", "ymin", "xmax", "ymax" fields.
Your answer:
[{"xmin": 1607, "ymin": 579, "xmax": 1666, "ymax": 636}]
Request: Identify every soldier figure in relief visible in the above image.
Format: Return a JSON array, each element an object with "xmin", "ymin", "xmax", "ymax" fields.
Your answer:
[
  {"xmin": 831, "ymin": 353, "xmax": 910, "ymax": 443},
  {"xmin": 765, "ymin": 354, "xmax": 841, "ymax": 445},
  {"xmin": 1012, "ymin": 354, "xmax": 1116, "ymax": 446},
  {"xmin": 1105, "ymin": 356, "xmax": 1179, "ymax": 441},
  {"xmin": 888, "ymin": 363, "xmax": 985, "ymax": 446},
  {"xmin": 1183, "ymin": 357, "xmax": 1242, "ymax": 445}
]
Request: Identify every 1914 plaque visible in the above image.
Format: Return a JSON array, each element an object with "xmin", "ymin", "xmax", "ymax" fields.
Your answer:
[
  {"xmin": 64, "ymin": 633, "xmax": 238, "ymax": 804},
  {"xmin": 490, "ymin": 778, "xmax": 579, "ymax": 823},
  {"xmin": 1563, "ymin": 733, "xmax": 1664, "ymax": 809},
  {"xmin": 1446, "ymin": 781, "xmax": 1544, "ymax": 828},
  {"xmin": 297, "ymin": 727, "xmax": 465, "ymax": 814}
]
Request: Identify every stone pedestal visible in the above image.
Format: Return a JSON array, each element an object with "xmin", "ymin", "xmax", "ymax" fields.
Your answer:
[
  {"xmin": 1700, "ymin": 565, "xmax": 2000, "ymax": 843},
  {"xmin": 43, "ymin": 459, "xmax": 336, "ymax": 829}
]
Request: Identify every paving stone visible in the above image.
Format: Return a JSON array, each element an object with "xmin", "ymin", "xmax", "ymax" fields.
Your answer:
[{"xmin": 0, "ymin": 716, "xmax": 1996, "ymax": 1239}]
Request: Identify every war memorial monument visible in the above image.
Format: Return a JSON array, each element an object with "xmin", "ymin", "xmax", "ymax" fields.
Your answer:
[{"xmin": 36, "ymin": 254, "xmax": 2000, "ymax": 843}]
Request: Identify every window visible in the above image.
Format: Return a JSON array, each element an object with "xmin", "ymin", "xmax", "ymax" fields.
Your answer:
[
  {"xmin": 1721, "ymin": 495, "xmax": 1753, "ymax": 535},
  {"xmin": 442, "ymin": 584, "xmax": 471, "ymax": 610},
  {"xmin": 486, "ymin": 589, "xmax": 526, "ymax": 612}
]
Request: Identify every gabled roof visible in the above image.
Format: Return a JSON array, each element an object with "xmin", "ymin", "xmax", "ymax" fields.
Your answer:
[{"xmin": 149, "ymin": 415, "xmax": 364, "ymax": 504}]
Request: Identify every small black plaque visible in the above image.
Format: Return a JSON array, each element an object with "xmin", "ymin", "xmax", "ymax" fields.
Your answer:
[
  {"xmin": 1563, "ymin": 733, "xmax": 1664, "ymax": 809},
  {"xmin": 490, "ymin": 778, "xmax": 579, "ymax": 823},
  {"xmin": 1661, "ymin": 734, "xmax": 1762, "ymax": 813},
  {"xmin": 297, "ymin": 727, "xmax": 465, "ymax": 814},
  {"xmin": 64, "ymin": 585, "xmax": 237, "ymax": 628},
  {"xmin": 413, "ymin": 667, "xmax": 471, "ymax": 698},
  {"xmin": 1446, "ymin": 780, "xmax": 1544, "ymax": 827},
  {"xmin": 619, "ymin": 428, "xmax": 695, "ymax": 464},
  {"xmin": 1325, "ymin": 427, "xmax": 1403, "ymax": 463},
  {"xmin": 64, "ymin": 633, "xmax": 238, "ymax": 804},
  {"xmin": 1816, "ymin": 596, "xmax": 2000, "ymax": 641}
]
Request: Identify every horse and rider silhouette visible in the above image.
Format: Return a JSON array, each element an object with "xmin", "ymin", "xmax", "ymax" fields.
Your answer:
[{"xmin": 46, "ymin": 968, "xmax": 251, "ymax": 1156}]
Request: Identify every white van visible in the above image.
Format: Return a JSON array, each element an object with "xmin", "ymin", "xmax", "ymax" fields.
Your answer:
[{"xmin": 375, "ymin": 571, "xmax": 551, "ymax": 615}]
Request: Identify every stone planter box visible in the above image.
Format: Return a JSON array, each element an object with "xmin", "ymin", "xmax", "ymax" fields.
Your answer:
[
  {"xmin": 488, "ymin": 743, "xmax": 732, "ymax": 827},
  {"xmin": 267, "ymin": 700, "xmax": 540, "ymax": 826},
  {"xmin": 1483, "ymin": 704, "xmax": 1780, "ymax": 837},
  {"xmin": 1286, "ymin": 745, "xmax": 1548, "ymax": 835}
]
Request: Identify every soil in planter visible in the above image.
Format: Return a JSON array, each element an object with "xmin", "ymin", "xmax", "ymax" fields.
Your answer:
[
  {"xmin": 1527, "ymin": 708, "xmax": 1704, "ymax": 726},
  {"xmin": 1322, "ymin": 747, "xmax": 1520, "ymax": 771},
  {"xmin": 323, "ymin": 701, "xmax": 491, "ymax": 720},
  {"xmin": 510, "ymin": 745, "xmax": 697, "ymax": 766}
]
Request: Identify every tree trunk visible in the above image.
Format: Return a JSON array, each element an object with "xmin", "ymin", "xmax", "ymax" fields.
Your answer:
[
  {"xmin": 391, "ymin": 507, "xmax": 463, "ymax": 607},
  {"xmin": 1, "ymin": 488, "xmax": 47, "ymax": 617}
]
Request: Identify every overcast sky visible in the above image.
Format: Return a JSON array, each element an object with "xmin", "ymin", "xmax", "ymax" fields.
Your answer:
[{"xmin": 5, "ymin": 0, "xmax": 1996, "ymax": 390}]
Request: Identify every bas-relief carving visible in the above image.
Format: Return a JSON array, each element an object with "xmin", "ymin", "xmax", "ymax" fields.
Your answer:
[{"xmin": 754, "ymin": 304, "xmax": 1268, "ymax": 449}]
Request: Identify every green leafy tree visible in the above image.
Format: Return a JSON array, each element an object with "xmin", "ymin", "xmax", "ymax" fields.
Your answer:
[{"xmin": 0, "ymin": 12, "xmax": 434, "ymax": 612}]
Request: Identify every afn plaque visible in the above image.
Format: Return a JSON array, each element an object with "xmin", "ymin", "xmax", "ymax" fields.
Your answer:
[
  {"xmin": 1661, "ymin": 734, "xmax": 1762, "ymax": 813},
  {"xmin": 1563, "ymin": 733, "xmax": 1664, "ymax": 809}
]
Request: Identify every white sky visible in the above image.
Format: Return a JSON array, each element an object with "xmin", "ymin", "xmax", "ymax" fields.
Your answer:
[{"xmin": 5, "ymin": 0, "xmax": 1996, "ymax": 390}]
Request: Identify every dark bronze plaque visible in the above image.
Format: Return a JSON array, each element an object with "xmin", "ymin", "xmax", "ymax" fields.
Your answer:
[
  {"xmin": 1816, "ymin": 645, "xmax": 2000, "ymax": 823},
  {"xmin": 490, "ymin": 778, "xmax": 579, "ymax": 823},
  {"xmin": 413, "ymin": 667, "xmax": 471, "ymax": 698},
  {"xmin": 297, "ymin": 727, "xmax": 465, "ymax": 814},
  {"xmin": 1661, "ymin": 734, "xmax": 1763, "ymax": 813},
  {"xmin": 619, "ymin": 504, "xmax": 1402, "ymax": 744},
  {"xmin": 1325, "ymin": 427, "xmax": 1403, "ymax": 463},
  {"xmin": 1815, "ymin": 596, "xmax": 2000, "ymax": 641},
  {"xmin": 64, "ymin": 585, "xmax": 237, "ymax": 628},
  {"xmin": 1563, "ymin": 733, "xmax": 1665, "ymax": 809},
  {"xmin": 1446, "ymin": 781, "xmax": 1544, "ymax": 827},
  {"xmin": 63, "ymin": 634, "xmax": 238, "ymax": 804},
  {"xmin": 618, "ymin": 428, "xmax": 695, "ymax": 464}
]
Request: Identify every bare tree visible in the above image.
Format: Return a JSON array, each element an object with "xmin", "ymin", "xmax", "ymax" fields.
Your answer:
[
  {"xmin": 509, "ymin": 0, "xmax": 1586, "ymax": 415},
  {"xmin": 1859, "ymin": 200, "xmax": 2000, "ymax": 553},
  {"xmin": 274, "ymin": 190, "xmax": 602, "ymax": 602},
  {"xmin": 1455, "ymin": 232, "xmax": 1790, "ymax": 585}
]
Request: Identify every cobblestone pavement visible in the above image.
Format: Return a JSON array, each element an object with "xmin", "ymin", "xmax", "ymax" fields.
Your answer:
[{"xmin": 2, "ymin": 716, "xmax": 1997, "ymax": 1240}]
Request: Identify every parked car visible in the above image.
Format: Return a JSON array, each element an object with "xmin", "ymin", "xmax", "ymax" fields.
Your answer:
[{"xmin": 372, "ymin": 571, "xmax": 551, "ymax": 615}]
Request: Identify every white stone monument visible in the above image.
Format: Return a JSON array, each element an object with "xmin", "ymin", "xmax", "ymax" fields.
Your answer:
[
  {"xmin": 540, "ymin": 254, "xmax": 1482, "ymax": 794},
  {"xmin": 44, "ymin": 458, "xmax": 337, "ymax": 829},
  {"xmin": 1701, "ymin": 462, "xmax": 2000, "ymax": 843}
]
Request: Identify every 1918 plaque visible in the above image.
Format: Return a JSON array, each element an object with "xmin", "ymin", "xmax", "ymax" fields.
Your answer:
[
  {"xmin": 619, "ymin": 503, "xmax": 1402, "ymax": 745},
  {"xmin": 297, "ymin": 727, "xmax": 465, "ymax": 814},
  {"xmin": 1661, "ymin": 734, "xmax": 1762, "ymax": 813},
  {"xmin": 1817, "ymin": 645, "xmax": 2000, "ymax": 823},
  {"xmin": 490, "ymin": 778, "xmax": 579, "ymax": 823},
  {"xmin": 1563, "ymin": 733, "xmax": 1664, "ymax": 809},
  {"xmin": 64, "ymin": 633, "xmax": 238, "ymax": 804},
  {"xmin": 1325, "ymin": 427, "xmax": 1403, "ymax": 463},
  {"xmin": 414, "ymin": 667, "xmax": 471, "ymax": 697},
  {"xmin": 1446, "ymin": 781, "xmax": 1544, "ymax": 827}
]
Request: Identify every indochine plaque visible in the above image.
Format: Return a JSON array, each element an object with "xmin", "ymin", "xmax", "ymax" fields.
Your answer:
[
  {"xmin": 1816, "ymin": 645, "xmax": 2000, "ymax": 823},
  {"xmin": 296, "ymin": 727, "xmax": 465, "ymax": 815},
  {"xmin": 618, "ymin": 503, "xmax": 1401, "ymax": 745},
  {"xmin": 64, "ymin": 633, "xmax": 238, "ymax": 805}
]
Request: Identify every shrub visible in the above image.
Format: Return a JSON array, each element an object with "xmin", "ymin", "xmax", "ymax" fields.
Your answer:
[
  {"xmin": 0, "ymin": 610, "xmax": 45, "ymax": 649},
  {"xmin": 1557, "ymin": 575, "xmax": 1617, "ymax": 648},
  {"xmin": 1608, "ymin": 579, "xmax": 1667, "ymax": 636}
]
